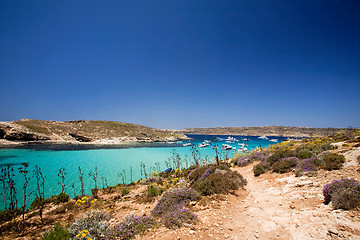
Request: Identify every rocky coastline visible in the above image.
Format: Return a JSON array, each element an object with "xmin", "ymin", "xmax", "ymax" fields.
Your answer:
[{"xmin": 0, "ymin": 119, "xmax": 188, "ymax": 148}]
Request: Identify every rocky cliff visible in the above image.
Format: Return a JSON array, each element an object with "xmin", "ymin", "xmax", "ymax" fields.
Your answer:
[{"xmin": 0, "ymin": 119, "xmax": 188, "ymax": 146}]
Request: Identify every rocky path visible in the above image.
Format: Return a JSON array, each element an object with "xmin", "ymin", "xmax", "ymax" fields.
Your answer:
[{"xmin": 141, "ymin": 158, "xmax": 360, "ymax": 240}]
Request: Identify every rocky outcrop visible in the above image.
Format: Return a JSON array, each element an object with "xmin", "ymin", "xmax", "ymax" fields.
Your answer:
[
  {"xmin": 69, "ymin": 133, "xmax": 93, "ymax": 142},
  {"xmin": 0, "ymin": 122, "xmax": 50, "ymax": 141},
  {"xmin": 0, "ymin": 119, "xmax": 188, "ymax": 146}
]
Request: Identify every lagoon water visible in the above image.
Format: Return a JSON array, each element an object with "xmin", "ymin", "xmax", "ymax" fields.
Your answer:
[{"xmin": 0, "ymin": 135, "xmax": 284, "ymax": 210}]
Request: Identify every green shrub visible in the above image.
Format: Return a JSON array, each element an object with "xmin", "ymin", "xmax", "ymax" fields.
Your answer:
[
  {"xmin": 296, "ymin": 149, "xmax": 313, "ymax": 159},
  {"xmin": 0, "ymin": 208, "xmax": 22, "ymax": 223},
  {"xmin": 272, "ymin": 157, "xmax": 299, "ymax": 173},
  {"xmin": 54, "ymin": 193, "xmax": 70, "ymax": 204},
  {"xmin": 342, "ymin": 143, "xmax": 349, "ymax": 147},
  {"xmin": 147, "ymin": 185, "xmax": 163, "ymax": 197},
  {"xmin": 30, "ymin": 196, "xmax": 55, "ymax": 210},
  {"xmin": 195, "ymin": 171, "xmax": 246, "ymax": 195},
  {"xmin": 323, "ymin": 178, "xmax": 360, "ymax": 210},
  {"xmin": 253, "ymin": 164, "xmax": 268, "ymax": 177},
  {"xmin": 151, "ymin": 188, "xmax": 200, "ymax": 228},
  {"xmin": 187, "ymin": 166, "xmax": 207, "ymax": 182},
  {"xmin": 91, "ymin": 188, "xmax": 99, "ymax": 196},
  {"xmin": 41, "ymin": 223, "xmax": 70, "ymax": 240},
  {"xmin": 121, "ymin": 188, "xmax": 130, "ymax": 196},
  {"xmin": 323, "ymin": 153, "xmax": 345, "ymax": 170},
  {"xmin": 267, "ymin": 149, "xmax": 295, "ymax": 166},
  {"xmin": 188, "ymin": 164, "xmax": 246, "ymax": 196}
]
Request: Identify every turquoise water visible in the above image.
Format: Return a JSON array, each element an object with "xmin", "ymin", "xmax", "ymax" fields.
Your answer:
[{"xmin": 0, "ymin": 135, "xmax": 284, "ymax": 210}]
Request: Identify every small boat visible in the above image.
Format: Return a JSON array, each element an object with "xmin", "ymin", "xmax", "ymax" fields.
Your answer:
[
  {"xmin": 225, "ymin": 136, "xmax": 239, "ymax": 142},
  {"xmin": 269, "ymin": 139, "xmax": 278, "ymax": 142},
  {"xmin": 258, "ymin": 135, "xmax": 268, "ymax": 140},
  {"xmin": 183, "ymin": 142, "xmax": 192, "ymax": 147},
  {"xmin": 238, "ymin": 143, "xmax": 248, "ymax": 147},
  {"xmin": 241, "ymin": 138, "xmax": 250, "ymax": 141},
  {"xmin": 198, "ymin": 142, "xmax": 210, "ymax": 148},
  {"xmin": 238, "ymin": 147, "xmax": 248, "ymax": 152},
  {"xmin": 221, "ymin": 144, "xmax": 233, "ymax": 150}
]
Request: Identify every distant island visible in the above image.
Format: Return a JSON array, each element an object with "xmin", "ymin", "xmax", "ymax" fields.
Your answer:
[
  {"xmin": 180, "ymin": 126, "xmax": 345, "ymax": 137},
  {"xmin": 1, "ymin": 119, "xmax": 348, "ymax": 147},
  {"xmin": 0, "ymin": 119, "xmax": 188, "ymax": 147}
]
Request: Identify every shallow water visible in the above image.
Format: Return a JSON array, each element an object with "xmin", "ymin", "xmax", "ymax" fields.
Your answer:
[{"xmin": 0, "ymin": 134, "xmax": 284, "ymax": 210}]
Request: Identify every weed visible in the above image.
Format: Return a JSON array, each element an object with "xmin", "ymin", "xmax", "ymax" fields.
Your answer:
[
  {"xmin": 323, "ymin": 178, "xmax": 360, "ymax": 210},
  {"xmin": 104, "ymin": 214, "xmax": 156, "ymax": 240},
  {"xmin": 161, "ymin": 208, "xmax": 197, "ymax": 229},
  {"xmin": 41, "ymin": 223, "xmax": 70, "ymax": 240},
  {"xmin": 147, "ymin": 185, "xmax": 162, "ymax": 197},
  {"xmin": 121, "ymin": 188, "xmax": 130, "ymax": 196},
  {"xmin": 272, "ymin": 157, "xmax": 299, "ymax": 173},
  {"xmin": 54, "ymin": 192, "xmax": 70, "ymax": 204},
  {"xmin": 253, "ymin": 164, "xmax": 268, "ymax": 177},
  {"xmin": 151, "ymin": 188, "xmax": 200, "ymax": 228},
  {"xmin": 69, "ymin": 211, "xmax": 109, "ymax": 240},
  {"xmin": 323, "ymin": 153, "xmax": 345, "ymax": 170}
]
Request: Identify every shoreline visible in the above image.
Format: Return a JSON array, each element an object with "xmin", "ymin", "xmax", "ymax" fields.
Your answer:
[{"xmin": 0, "ymin": 137, "xmax": 190, "ymax": 150}]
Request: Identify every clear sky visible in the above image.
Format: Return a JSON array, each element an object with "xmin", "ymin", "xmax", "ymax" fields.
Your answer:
[{"xmin": 1, "ymin": 0, "xmax": 359, "ymax": 129}]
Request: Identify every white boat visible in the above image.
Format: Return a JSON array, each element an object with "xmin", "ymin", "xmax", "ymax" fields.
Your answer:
[
  {"xmin": 221, "ymin": 144, "xmax": 233, "ymax": 150},
  {"xmin": 226, "ymin": 136, "xmax": 238, "ymax": 142},
  {"xmin": 241, "ymin": 138, "xmax": 250, "ymax": 141},
  {"xmin": 269, "ymin": 139, "xmax": 278, "ymax": 142},
  {"xmin": 238, "ymin": 147, "xmax": 249, "ymax": 152},
  {"xmin": 258, "ymin": 135, "xmax": 268, "ymax": 140},
  {"xmin": 238, "ymin": 143, "xmax": 248, "ymax": 147},
  {"xmin": 198, "ymin": 142, "xmax": 210, "ymax": 148},
  {"xmin": 183, "ymin": 142, "xmax": 192, "ymax": 146}
]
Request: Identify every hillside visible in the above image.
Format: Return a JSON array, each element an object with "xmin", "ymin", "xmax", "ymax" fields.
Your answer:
[
  {"xmin": 181, "ymin": 126, "xmax": 344, "ymax": 137},
  {"xmin": 0, "ymin": 119, "xmax": 187, "ymax": 146}
]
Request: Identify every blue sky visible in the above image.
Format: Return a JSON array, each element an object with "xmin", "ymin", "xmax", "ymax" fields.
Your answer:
[{"xmin": 1, "ymin": 0, "xmax": 359, "ymax": 129}]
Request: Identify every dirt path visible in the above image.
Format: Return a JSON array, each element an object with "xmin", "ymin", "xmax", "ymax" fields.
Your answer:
[{"xmin": 141, "ymin": 159, "xmax": 360, "ymax": 240}]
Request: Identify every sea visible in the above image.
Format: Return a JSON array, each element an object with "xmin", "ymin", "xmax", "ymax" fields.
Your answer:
[{"xmin": 0, "ymin": 134, "xmax": 285, "ymax": 210}]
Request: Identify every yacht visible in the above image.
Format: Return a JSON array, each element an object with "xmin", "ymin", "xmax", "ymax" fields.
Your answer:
[
  {"xmin": 221, "ymin": 144, "xmax": 233, "ymax": 150},
  {"xmin": 269, "ymin": 139, "xmax": 278, "ymax": 142},
  {"xmin": 258, "ymin": 135, "xmax": 268, "ymax": 140},
  {"xmin": 238, "ymin": 147, "xmax": 249, "ymax": 152},
  {"xmin": 183, "ymin": 142, "xmax": 192, "ymax": 147},
  {"xmin": 198, "ymin": 142, "xmax": 210, "ymax": 148}
]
